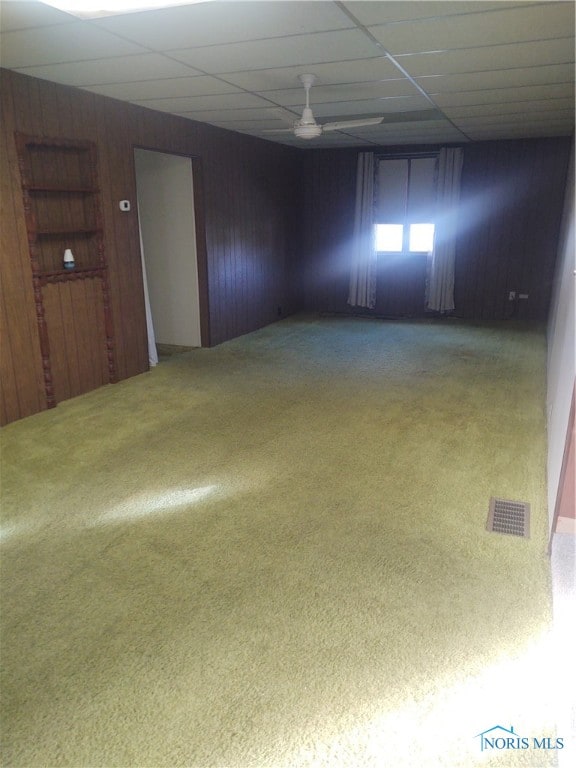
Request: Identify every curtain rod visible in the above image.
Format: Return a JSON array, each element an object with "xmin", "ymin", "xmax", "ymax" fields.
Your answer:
[{"xmin": 375, "ymin": 151, "xmax": 439, "ymax": 159}]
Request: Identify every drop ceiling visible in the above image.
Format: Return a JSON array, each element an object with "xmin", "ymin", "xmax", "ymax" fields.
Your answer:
[{"xmin": 1, "ymin": 0, "xmax": 574, "ymax": 147}]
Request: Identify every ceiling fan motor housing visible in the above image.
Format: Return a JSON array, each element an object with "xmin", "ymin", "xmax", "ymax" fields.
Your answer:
[{"xmin": 294, "ymin": 123, "xmax": 323, "ymax": 139}]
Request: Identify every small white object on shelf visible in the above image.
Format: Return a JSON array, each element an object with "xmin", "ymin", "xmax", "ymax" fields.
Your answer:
[{"xmin": 63, "ymin": 248, "xmax": 75, "ymax": 270}]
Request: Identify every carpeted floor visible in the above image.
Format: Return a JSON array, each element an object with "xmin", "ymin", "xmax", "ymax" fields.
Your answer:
[{"xmin": 0, "ymin": 314, "xmax": 560, "ymax": 767}]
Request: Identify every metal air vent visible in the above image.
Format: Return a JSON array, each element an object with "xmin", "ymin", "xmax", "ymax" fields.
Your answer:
[{"xmin": 487, "ymin": 497, "xmax": 530, "ymax": 538}]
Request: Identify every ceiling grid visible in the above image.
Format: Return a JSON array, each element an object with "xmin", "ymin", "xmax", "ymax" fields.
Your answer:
[{"xmin": 0, "ymin": 0, "xmax": 573, "ymax": 146}]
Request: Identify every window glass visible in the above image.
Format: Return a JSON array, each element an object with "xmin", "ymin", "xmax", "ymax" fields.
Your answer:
[
  {"xmin": 407, "ymin": 158, "xmax": 437, "ymax": 221},
  {"xmin": 375, "ymin": 224, "xmax": 403, "ymax": 252},
  {"xmin": 374, "ymin": 155, "xmax": 438, "ymax": 254},
  {"xmin": 409, "ymin": 223, "xmax": 435, "ymax": 252},
  {"xmin": 375, "ymin": 159, "xmax": 408, "ymax": 221}
]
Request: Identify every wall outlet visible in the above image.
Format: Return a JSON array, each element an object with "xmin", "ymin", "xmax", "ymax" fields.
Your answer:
[{"xmin": 508, "ymin": 291, "xmax": 516, "ymax": 301}]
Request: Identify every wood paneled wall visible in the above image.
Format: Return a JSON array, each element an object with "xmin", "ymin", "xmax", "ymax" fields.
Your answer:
[
  {"xmin": 455, "ymin": 138, "xmax": 571, "ymax": 321},
  {"xmin": 1, "ymin": 69, "xmax": 302, "ymax": 424},
  {"xmin": 1, "ymin": 67, "xmax": 570, "ymax": 426},
  {"xmin": 301, "ymin": 139, "xmax": 571, "ymax": 321}
]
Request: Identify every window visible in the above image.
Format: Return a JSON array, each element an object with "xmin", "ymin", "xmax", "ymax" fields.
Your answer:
[
  {"xmin": 374, "ymin": 155, "xmax": 437, "ymax": 253},
  {"xmin": 375, "ymin": 222, "xmax": 435, "ymax": 253}
]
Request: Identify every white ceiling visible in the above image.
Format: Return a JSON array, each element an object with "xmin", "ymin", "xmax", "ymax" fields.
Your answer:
[{"xmin": 1, "ymin": 0, "xmax": 574, "ymax": 147}]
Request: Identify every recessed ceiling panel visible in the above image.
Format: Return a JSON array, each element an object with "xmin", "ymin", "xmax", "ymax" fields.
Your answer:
[
  {"xmin": 342, "ymin": 2, "xmax": 527, "ymax": 26},
  {"xmin": 0, "ymin": 0, "xmax": 76, "ymax": 30},
  {"xmin": 354, "ymin": 118, "xmax": 461, "ymax": 132},
  {"xmin": 468, "ymin": 124, "xmax": 571, "ymax": 140},
  {"xmin": 370, "ymin": 4, "xmax": 574, "ymax": 55},
  {"xmin": 416, "ymin": 64, "xmax": 575, "ymax": 94},
  {"xmin": 309, "ymin": 95, "xmax": 432, "ymax": 119},
  {"xmin": 84, "ymin": 75, "xmax": 242, "ymax": 101},
  {"xmin": 454, "ymin": 111, "xmax": 575, "ymax": 127},
  {"xmin": 92, "ymin": 1, "xmax": 355, "ymax": 49},
  {"xmin": 208, "ymin": 119, "xmax": 292, "ymax": 131},
  {"xmin": 397, "ymin": 38, "xmax": 575, "ymax": 77},
  {"xmin": 169, "ymin": 29, "xmax": 380, "ymax": 74},
  {"xmin": 263, "ymin": 80, "xmax": 421, "ymax": 107},
  {"xmin": 444, "ymin": 99, "xmax": 576, "ymax": 118},
  {"xmin": 174, "ymin": 107, "xmax": 300, "ymax": 122},
  {"xmin": 13, "ymin": 54, "xmax": 201, "ymax": 87},
  {"xmin": 433, "ymin": 83, "xmax": 575, "ymax": 107},
  {"xmin": 221, "ymin": 58, "xmax": 403, "ymax": 91},
  {"xmin": 133, "ymin": 92, "xmax": 274, "ymax": 113},
  {"xmin": 0, "ymin": 0, "xmax": 572, "ymax": 148},
  {"xmin": 0, "ymin": 22, "xmax": 147, "ymax": 68}
]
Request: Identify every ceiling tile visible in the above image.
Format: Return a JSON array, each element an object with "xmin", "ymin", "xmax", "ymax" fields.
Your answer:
[
  {"xmin": 453, "ymin": 111, "xmax": 575, "ymax": 127},
  {"xmin": 133, "ymin": 92, "xmax": 274, "ymax": 113},
  {"xmin": 294, "ymin": 133, "xmax": 375, "ymax": 147},
  {"xmin": 0, "ymin": 0, "xmax": 572, "ymax": 149},
  {"xmin": 466, "ymin": 124, "xmax": 573, "ymax": 139},
  {"xmin": 369, "ymin": 4, "xmax": 574, "ymax": 55},
  {"xmin": 397, "ymin": 38, "xmax": 575, "ymax": 77},
  {"xmin": 344, "ymin": 120, "xmax": 462, "ymax": 136},
  {"xmin": 310, "ymin": 95, "xmax": 432, "ymax": 119},
  {"xmin": 0, "ymin": 22, "xmax": 147, "ymax": 68},
  {"xmin": 92, "ymin": 1, "xmax": 354, "ymax": 49},
  {"xmin": 416, "ymin": 64, "xmax": 575, "ymax": 93},
  {"xmin": 0, "ymin": 0, "xmax": 76, "ymax": 30},
  {"xmin": 169, "ymin": 30, "xmax": 380, "ymax": 74},
  {"xmin": 220, "ymin": 58, "xmax": 403, "ymax": 91},
  {"xmin": 174, "ymin": 107, "xmax": 300, "ymax": 122},
  {"xmin": 13, "ymin": 54, "xmax": 201, "ymax": 87},
  {"xmin": 83, "ymin": 76, "xmax": 242, "ymax": 101},
  {"xmin": 433, "ymin": 83, "xmax": 575, "ymax": 107},
  {"xmin": 351, "ymin": 125, "xmax": 467, "ymax": 144},
  {"xmin": 444, "ymin": 99, "xmax": 576, "ymax": 118},
  {"xmin": 342, "ymin": 2, "xmax": 528, "ymax": 26},
  {"xmin": 262, "ymin": 80, "xmax": 421, "ymax": 107},
  {"xmin": 208, "ymin": 119, "xmax": 292, "ymax": 131}
]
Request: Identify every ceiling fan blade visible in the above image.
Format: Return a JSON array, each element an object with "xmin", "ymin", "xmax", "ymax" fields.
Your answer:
[
  {"xmin": 322, "ymin": 117, "xmax": 385, "ymax": 132},
  {"xmin": 261, "ymin": 128, "xmax": 295, "ymax": 134}
]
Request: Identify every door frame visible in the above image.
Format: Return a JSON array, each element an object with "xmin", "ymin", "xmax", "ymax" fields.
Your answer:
[{"xmin": 132, "ymin": 145, "xmax": 211, "ymax": 348}]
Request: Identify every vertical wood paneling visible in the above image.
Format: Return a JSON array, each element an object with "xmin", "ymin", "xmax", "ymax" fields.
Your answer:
[
  {"xmin": 42, "ymin": 279, "xmax": 108, "ymax": 403},
  {"xmin": 455, "ymin": 138, "xmax": 571, "ymax": 321},
  {"xmin": 302, "ymin": 140, "xmax": 571, "ymax": 320},
  {"xmin": 0, "ymin": 74, "xmax": 46, "ymax": 423},
  {"xmin": 1, "ymin": 69, "xmax": 303, "ymax": 424},
  {"xmin": 96, "ymin": 100, "xmax": 147, "ymax": 381}
]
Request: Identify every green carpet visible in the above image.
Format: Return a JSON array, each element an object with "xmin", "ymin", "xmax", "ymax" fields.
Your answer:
[{"xmin": 0, "ymin": 315, "xmax": 557, "ymax": 767}]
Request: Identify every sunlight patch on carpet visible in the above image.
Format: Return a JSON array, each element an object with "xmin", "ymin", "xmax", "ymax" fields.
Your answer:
[
  {"xmin": 93, "ymin": 485, "xmax": 219, "ymax": 525},
  {"xmin": 0, "ymin": 521, "xmax": 30, "ymax": 545},
  {"xmin": 282, "ymin": 629, "xmax": 560, "ymax": 767}
]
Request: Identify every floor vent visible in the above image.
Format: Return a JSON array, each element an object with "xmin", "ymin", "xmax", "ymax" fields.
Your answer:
[{"xmin": 487, "ymin": 497, "xmax": 530, "ymax": 538}]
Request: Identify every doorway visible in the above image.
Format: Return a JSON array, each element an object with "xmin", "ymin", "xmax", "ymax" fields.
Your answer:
[{"xmin": 134, "ymin": 148, "xmax": 203, "ymax": 363}]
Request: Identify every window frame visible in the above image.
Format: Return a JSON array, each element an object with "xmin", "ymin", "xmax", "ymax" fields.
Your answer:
[{"xmin": 374, "ymin": 153, "xmax": 438, "ymax": 256}]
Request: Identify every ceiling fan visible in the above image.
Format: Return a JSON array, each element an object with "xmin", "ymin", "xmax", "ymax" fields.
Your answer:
[{"xmin": 264, "ymin": 74, "xmax": 385, "ymax": 140}]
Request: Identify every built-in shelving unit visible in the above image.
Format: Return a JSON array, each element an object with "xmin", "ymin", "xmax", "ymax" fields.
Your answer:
[{"xmin": 15, "ymin": 133, "xmax": 116, "ymax": 408}]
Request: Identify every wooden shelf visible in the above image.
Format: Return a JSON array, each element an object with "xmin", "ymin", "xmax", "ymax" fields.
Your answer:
[
  {"xmin": 25, "ymin": 185, "xmax": 98, "ymax": 194},
  {"xmin": 38, "ymin": 266, "xmax": 106, "ymax": 285},
  {"xmin": 39, "ymin": 266, "xmax": 106, "ymax": 277},
  {"xmin": 36, "ymin": 227, "xmax": 101, "ymax": 237},
  {"xmin": 15, "ymin": 132, "xmax": 117, "ymax": 407}
]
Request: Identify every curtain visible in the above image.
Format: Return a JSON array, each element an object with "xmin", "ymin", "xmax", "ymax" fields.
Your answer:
[
  {"xmin": 426, "ymin": 147, "xmax": 464, "ymax": 313},
  {"xmin": 348, "ymin": 152, "xmax": 377, "ymax": 309}
]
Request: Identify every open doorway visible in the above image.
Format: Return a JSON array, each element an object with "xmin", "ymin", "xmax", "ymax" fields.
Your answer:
[{"xmin": 134, "ymin": 148, "xmax": 203, "ymax": 364}]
